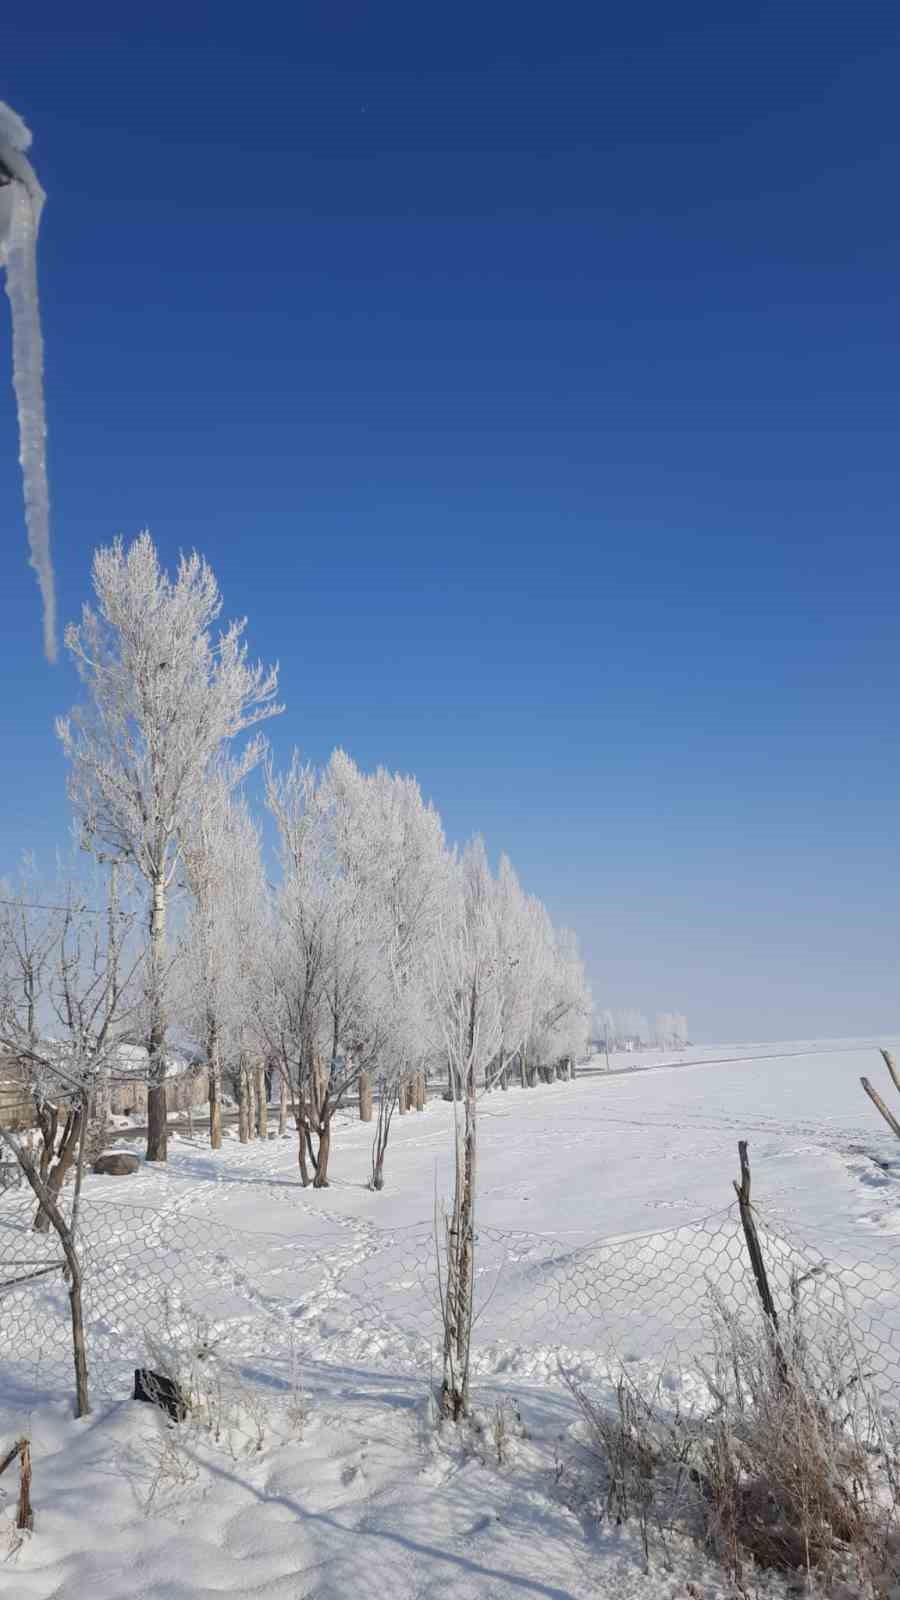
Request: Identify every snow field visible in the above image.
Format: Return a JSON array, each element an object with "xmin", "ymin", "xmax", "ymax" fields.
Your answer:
[{"xmin": 2, "ymin": 1038, "xmax": 900, "ymax": 1597}]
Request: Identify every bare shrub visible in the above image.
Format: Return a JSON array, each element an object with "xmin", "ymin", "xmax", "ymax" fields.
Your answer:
[
  {"xmin": 563, "ymin": 1369, "xmax": 696, "ymax": 1569},
  {"xmin": 283, "ymin": 1331, "xmax": 307, "ymax": 1441},
  {"xmin": 490, "ymin": 1398, "xmax": 527, "ymax": 1467},
  {"xmin": 141, "ymin": 1297, "xmax": 273, "ymax": 1471}
]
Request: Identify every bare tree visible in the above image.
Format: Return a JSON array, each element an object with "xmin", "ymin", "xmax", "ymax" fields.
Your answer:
[
  {"xmin": 56, "ymin": 532, "xmax": 281, "ymax": 1162},
  {"xmin": 369, "ymin": 1075, "xmax": 399, "ymax": 1190},
  {"xmin": 177, "ymin": 777, "xmax": 269, "ymax": 1151},
  {"xmin": 428, "ymin": 840, "xmax": 504, "ymax": 1420},
  {"xmin": 0, "ymin": 884, "xmax": 145, "ymax": 1417}
]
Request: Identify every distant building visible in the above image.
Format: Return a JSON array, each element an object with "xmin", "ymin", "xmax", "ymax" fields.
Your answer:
[{"xmin": 0, "ymin": 1042, "xmax": 207, "ymax": 1129}]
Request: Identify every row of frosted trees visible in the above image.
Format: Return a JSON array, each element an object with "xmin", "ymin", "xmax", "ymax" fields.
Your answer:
[
  {"xmin": 2, "ymin": 532, "xmax": 591, "ymax": 1196},
  {"xmin": 595, "ymin": 1010, "xmax": 690, "ymax": 1051}
]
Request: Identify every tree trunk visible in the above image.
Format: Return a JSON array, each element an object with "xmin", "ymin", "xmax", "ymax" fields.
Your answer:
[
  {"xmin": 256, "ymin": 1062, "xmax": 268, "ymax": 1138},
  {"xmin": 442, "ymin": 981, "xmax": 479, "ymax": 1421},
  {"xmin": 3, "ymin": 1134, "xmax": 91, "ymax": 1418},
  {"xmin": 415, "ymin": 1069, "xmax": 426, "ymax": 1111},
  {"xmin": 37, "ymin": 1103, "xmax": 57, "ymax": 1184},
  {"xmin": 359, "ymin": 1070, "xmax": 373, "ymax": 1121},
  {"xmin": 278, "ymin": 1073, "xmax": 288, "ymax": 1136},
  {"xmin": 249, "ymin": 1061, "xmax": 259, "ymax": 1140},
  {"xmin": 312, "ymin": 1115, "xmax": 331, "ymax": 1187},
  {"xmin": 68, "ymin": 1255, "xmax": 90, "ymax": 1418},
  {"xmin": 296, "ymin": 1108, "xmax": 311, "ymax": 1185},
  {"xmin": 237, "ymin": 1062, "xmax": 251, "ymax": 1143},
  {"xmin": 146, "ymin": 873, "xmax": 168, "ymax": 1162},
  {"xmin": 207, "ymin": 1013, "xmax": 222, "ymax": 1150},
  {"xmin": 93, "ymin": 1069, "xmax": 111, "ymax": 1156},
  {"xmin": 370, "ymin": 1079, "xmax": 397, "ymax": 1190},
  {"xmin": 33, "ymin": 1107, "xmax": 82, "ymax": 1233},
  {"xmin": 443, "ymin": 1078, "xmax": 476, "ymax": 1421}
]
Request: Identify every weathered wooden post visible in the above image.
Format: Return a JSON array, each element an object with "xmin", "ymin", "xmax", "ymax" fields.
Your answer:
[
  {"xmin": 733, "ymin": 1140, "xmax": 787, "ymax": 1384},
  {"xmin": 861, "ymin": 1050, "xmax": 900, "ymax": 1140},
  {"xmin": 0, "ymin": 1438, "xmax": 33, "ymax": 1531}
]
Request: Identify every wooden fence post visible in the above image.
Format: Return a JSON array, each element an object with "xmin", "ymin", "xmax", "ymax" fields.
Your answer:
[
  {"xmin": 733, "ymin": 1140, "xmax": 787, "ymax": 1383},
  {"xmin": 861, "ymin": 1077, "xmax": 900, "ymax": 1140}
]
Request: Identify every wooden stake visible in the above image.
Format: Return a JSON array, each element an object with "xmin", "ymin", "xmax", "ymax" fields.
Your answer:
[
  {"xmin": 733, "ymin": 1140, "xmax": 783, "ymax": 1343},
  {"xmin": 880, "ymin": 1049, "xmax": 900, "ymax": 1098},
  {"xmin": 17, "ymin": 1438, "xmax": 32, "ymax": 1531},
  {"xmin": 0, "ymin": 1438, "xmax": 33, "ymax": 1531},
  {"xmin": 861, "ymin": 1076, "xmax": 900, "ymax": 1140}
]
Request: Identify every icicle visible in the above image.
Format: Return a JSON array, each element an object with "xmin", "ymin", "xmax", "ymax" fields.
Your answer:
[{"xmin": 0, "ymin": 101, "xmax": 56, "ymax": 662}]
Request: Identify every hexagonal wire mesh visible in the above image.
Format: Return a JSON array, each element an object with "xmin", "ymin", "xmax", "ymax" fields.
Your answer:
[{"xmin": 2, "ymin": 1192, "xmax": 900, "ymax": 1416}]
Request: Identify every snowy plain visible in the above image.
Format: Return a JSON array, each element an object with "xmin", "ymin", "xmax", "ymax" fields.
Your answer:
[{"xmin": 2, "ymin": 1035, "xmax": 900, "ymax": 1599}]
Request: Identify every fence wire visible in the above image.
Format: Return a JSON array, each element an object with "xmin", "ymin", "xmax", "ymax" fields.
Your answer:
[{"xmin": 2, "ymin": 1192, "xmax": 900, "ymax": 1415}]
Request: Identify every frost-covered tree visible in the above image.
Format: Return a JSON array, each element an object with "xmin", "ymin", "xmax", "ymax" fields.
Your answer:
[
  {"xmin": 611, "ymin": 1009, "xmax": 649, "ymax": 1049},
  {"xmin": 654, "ymin": 1012, "xmax": 689, "ymax": 1049},
  {"xmin": 326, "ymin": 750, "xmax": 450, "ymax": 1187},
  {"xmin": 178, "ymin": 779, "xmax": 270, "ymax": 1149},
  {"xmin": 491, "ymin": 855, "xmax": 542, "ymax": 1090},
  {"xmin": 260, "ymin": 754, "xmax": 391, "ymax": 1187},
  {"xmin": 56, "ymin": 532, "xmax": 281, "ymax": 1161}
]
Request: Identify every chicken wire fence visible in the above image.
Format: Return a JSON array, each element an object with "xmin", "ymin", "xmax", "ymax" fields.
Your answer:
[{"xmin": 2, "ymin": 1193, "xmax": 900, "ymax": 1416}]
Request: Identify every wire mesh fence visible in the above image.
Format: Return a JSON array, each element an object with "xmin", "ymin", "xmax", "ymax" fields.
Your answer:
[{"xmin": 2, "ymin": 1190, "xmax": 900, "ymax": 1417}]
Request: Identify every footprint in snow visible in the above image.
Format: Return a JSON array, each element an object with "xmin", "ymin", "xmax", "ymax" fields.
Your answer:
[{"xmin": 466, "ymin": 1514, "xmax": 494, "ymax": 1536}]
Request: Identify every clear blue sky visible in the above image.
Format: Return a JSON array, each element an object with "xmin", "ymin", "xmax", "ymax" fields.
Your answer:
[{"xmin": 1, "ymin": 3, "xmax": 898, "ymax": 1041}]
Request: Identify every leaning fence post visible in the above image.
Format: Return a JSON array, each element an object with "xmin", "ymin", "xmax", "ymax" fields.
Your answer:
[
  {"xmin": 881, "ymin": 1048, "xmax": 900, "ymax": 1096},
  {"xmin": 733, "ymin": 1140, "xmax": 787, "ymax": 1382},
  {"xmin": 861, "ymin": 1077, "xmax": 900, "ymax": 1140},
  {"xmin": 0, "ymin": 1437, "xmax": 33, "ymax": 1531}
]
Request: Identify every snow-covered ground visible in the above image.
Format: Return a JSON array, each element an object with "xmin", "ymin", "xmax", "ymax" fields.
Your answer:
[{"xmin": 2, "ymin": 1036, "xmax": 899, "ymax": 1598}]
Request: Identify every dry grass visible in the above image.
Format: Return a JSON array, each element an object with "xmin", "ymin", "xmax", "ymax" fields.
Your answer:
[
  {"xmin": 696, "ymin": 1300, "xmax": 900, "ymax": 1594},
  {"xmin": 565, "ymin": 1293, "xmax": 900, "ymax": 1596}
]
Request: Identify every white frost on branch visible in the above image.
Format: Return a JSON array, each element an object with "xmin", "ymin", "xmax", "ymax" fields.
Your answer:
[{"xmin": 0, "ymin": 100, "xmax": 56, "ymax": 661}]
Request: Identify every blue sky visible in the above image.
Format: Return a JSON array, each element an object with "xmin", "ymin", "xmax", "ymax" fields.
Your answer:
[{"xmin": 1, "ymin": 3, "xmax": 898, "ymax": 1040}]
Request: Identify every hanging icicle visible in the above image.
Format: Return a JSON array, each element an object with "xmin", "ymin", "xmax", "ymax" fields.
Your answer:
[{"xmin": 0, "ymin": 101, "xmax": 55, "ymax": 662}]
